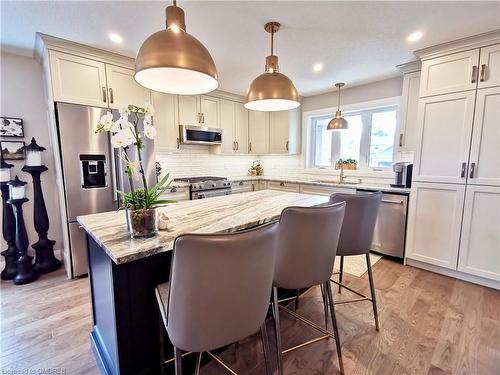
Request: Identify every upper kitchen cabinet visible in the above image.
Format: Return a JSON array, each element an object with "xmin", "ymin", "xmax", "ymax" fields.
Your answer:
[
  {"xmin": 249, "ymin": 110, "xmax": 269, "ymax": 154},
  {"xmin": 200, "ymin": 95, "xmax": 220, "ymax": 128},
  {"xmin": 105, "ymin": 65, "xmax": 150, "ymax": 109},
  {"xmin": 413, "ymin": 91, "xmax": 476, "ymax": 184},
  {"xmin": 234, "ymin": 102, "xmax": 249, "ymax": 154},
  {"xmin": 457, "ymin": 185, "xmax": 500, "ymax": 281},
  {"xmin": 398, "ymin": 70, "xmax": 420, "ymax": 151},
  {"xmin": 269, "ymin": 108, "xmax": 301, "ymax": 154},
  {"xmin": 419, "ymin": 49, "xmax": 479, "ymax": 97},
  {"xmin": 49, "ymin": 50, "xmax": 108, "ymax": 107},
  {"xmin": 178, "ymin": 95, "xmax": 201, "ymax": 126},
  {"xmin": 467, "ymin": 86, "xmax": 500, "ymax": 186},
  {"xmin": 478, "ymin": 43, "xmax": 500, "ymax": 89},
  {"xmin": 218, "ymin": 99, "xmax": 235, "ymax": 153},
  {"xmin": 151, "ymin": 91, "xmax": 179, "ymax": 152}
]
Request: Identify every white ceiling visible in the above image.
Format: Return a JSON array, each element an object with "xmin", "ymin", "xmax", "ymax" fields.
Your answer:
[{"xmin": 2, "ymin": 1, "xmax": 500, "ymax": 96}]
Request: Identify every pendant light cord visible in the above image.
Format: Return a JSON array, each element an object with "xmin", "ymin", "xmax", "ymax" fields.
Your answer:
[
  {"xmin": 337, "ymin": 86, "xmax": 341, "ymax": 111},
  {"xmin": 270, "ymin": 28, "xmax": 274, "ymax": 56},
  {"xmin": 173, "ymin": 0, "xmax": 177, "ymax": 6}
]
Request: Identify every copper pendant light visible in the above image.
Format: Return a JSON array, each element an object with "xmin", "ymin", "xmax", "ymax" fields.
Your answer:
[
  {"xmin": 245, "ymin": 22, "xmax": 300, "ymax": 112},
  {"xmin": 327, "ymin": 83, "xmax": 349, "ymax": 130},
  {"xmin": 135, "ymin": 0, "xmax": 218, "ymax": 95}
]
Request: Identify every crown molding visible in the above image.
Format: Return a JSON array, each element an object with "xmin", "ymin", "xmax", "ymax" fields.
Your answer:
[
  {"xmin": 35, "ymin": 33, "xmax": 135, "ymax": 69},
  {"xmin": 414, "ymin": 29, "xmax": 500, "ymax": 61},
  {"xmin": 396, "ymin": 60, "xmax": 421, "ymax": 74}
]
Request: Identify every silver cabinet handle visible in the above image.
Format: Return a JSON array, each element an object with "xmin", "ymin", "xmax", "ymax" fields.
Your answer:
[
  {"xmin": 236, "ymin": 141, "xmax": 239, "ymax": 151},
  {"xmin": 469, "ymin": 162, "xmax": 476, "ymax": 178},
  {"xmin": 471, "ymin": 66, "xmax": 478, "ymax": 83},
  {"xmin": 176, "ymin": 138, "xmax": 180, "ymax": 149},
  {"xmin": 286, "ymin": 141, "xmax": 289, "ymax": 151},
  {"xmin": 460, "ymin": 162, "xmax": 467, "ymax": 178},
  {"xmin": 233, "ymin": 141, "xmax": 236, "ymax": 150},
  {"xmin": 279, "ymin": 182, "xmax": 285, "ymax": 187},
  {"xmin": 399, "ymin": 133, "xmax": 404, "ymax": 147},
  {"xmin": 109, "ymin": 88, "xmax": 114, "ymax": 104},
  {"xmin": 249, "ymin": 142, "xmax": 252, "ymax": 151},
  {"xmin": 170, "ymin": 187, "xmax": 178, "ymax": 193},
  {"xmin": 109, "ymin": 136, "xmax": 118, "ymax": 202},
  {"xmin": 102, "ymin": 87, "xmax": 107, "ymax": 103},
  {"xmin": 480, "ymin": 64, "xmax": 486, "ymax": 82},
  {"xmin": 197, "ymin": 113, "xmax": 201, "ymax": 123},
  {"xmin": 381, "ymin": 199, "xmax": 405, "ymax": 205}
]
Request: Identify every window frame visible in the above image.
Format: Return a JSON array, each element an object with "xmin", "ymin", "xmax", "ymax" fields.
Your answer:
[{"xmin": 306, "ymin": 97, "xmax": 401, "ymax": 171}]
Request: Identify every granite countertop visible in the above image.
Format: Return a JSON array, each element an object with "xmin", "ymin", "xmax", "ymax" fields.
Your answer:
[
  {"xmin": 231, "ymin": 175, "xmax": 411, "ymax": 194},
  {"xmin": 77, "ymin": 190, "xmax": 329, "ymax": 265}
]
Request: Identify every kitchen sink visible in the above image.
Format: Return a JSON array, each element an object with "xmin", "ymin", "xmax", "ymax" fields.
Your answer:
[{"xmin": 312, "ymin": 180, "xmax": 361, "ymax": 185}]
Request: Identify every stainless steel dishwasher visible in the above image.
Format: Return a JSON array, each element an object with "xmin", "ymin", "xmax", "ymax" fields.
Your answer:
[{"xmin": 357, "ymin": 189, "xmax": 409, "ymax": 258}]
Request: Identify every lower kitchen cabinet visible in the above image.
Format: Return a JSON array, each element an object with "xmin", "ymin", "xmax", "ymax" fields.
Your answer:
[
  {"xmin": 406, "ymin": 182, "xmax": 465, "ymax": 269},
  {"xmin": 267, "ymin": 181, "xmax": 300, "ymax": 192},
  {"xmin": 299, "ymin": 183, "xmax": 354, "ymax": 196},
  {"xmin": 232, "ymin": 180, "xmax": 254, "ymax": 194},
  {"xmin": 458, "ymin": 185, "xmax": 500, "ymax": 281}
]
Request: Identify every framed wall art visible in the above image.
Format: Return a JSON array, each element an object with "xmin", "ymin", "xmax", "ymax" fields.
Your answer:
[
  {"xmin": 1, "ymin": 117, "xmax": 24, "ymax": 138},
  {"xmin": 1, "ymin": 140, "xmax": 25, "ymax": 160}
]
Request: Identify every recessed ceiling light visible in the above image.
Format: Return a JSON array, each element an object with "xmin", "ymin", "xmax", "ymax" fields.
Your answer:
[
  {"xmin": 109, "ymin": 33, "xmax": 123, "ymax": 44},
  {"xmin": 407, "ymin": 31, "xmax": 423, "ymax": 42},
  {"xmin": 313, "ymin": 63, "xmax": 324, "ymax": 72}
]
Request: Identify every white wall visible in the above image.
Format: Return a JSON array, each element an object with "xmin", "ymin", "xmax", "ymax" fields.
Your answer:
[{"xmin": 0, "ymin": 52, "xmax": 63, "ymax": 255}]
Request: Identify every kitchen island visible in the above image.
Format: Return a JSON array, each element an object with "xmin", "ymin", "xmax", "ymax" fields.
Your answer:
[{"xmin": 77, "ymin": 190, "xmax": 329, "ymax": 375}]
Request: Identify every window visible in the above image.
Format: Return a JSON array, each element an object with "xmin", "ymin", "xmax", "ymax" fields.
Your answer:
[{"xmin": 311, "ymin": 105, "xmax": 397, "ymax": 169}]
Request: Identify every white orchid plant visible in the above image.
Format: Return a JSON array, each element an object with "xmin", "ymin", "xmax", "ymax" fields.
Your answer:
[{"xmin": 96, "ymin": 103, "xmax": 173, "ymax": 210}]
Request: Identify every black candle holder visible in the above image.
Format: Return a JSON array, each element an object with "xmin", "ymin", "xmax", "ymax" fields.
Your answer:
[
  {"xmin": 22, "ymin": 165, "xmax": 61, "ymax": 274},
  {"xmin": 1, "ymin": 169, "xmax": 18, "ymax": 280},
  {"xmin": 7, "ymin": 195, "xmax": 39, "ymax": 285}
]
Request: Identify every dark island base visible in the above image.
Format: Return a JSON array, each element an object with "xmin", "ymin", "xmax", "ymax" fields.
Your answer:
[{"xmin": 87, "ymin": 234, "xmax": 295, "ymax": 375}]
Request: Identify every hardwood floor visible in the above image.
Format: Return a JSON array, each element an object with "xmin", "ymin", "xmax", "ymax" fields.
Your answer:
[{"xmin": 1, "ymin": 259, "xmax": 498, "ymax": 374}]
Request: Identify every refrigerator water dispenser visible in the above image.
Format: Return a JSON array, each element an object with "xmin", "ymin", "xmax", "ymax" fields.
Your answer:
[{"xmin": 80, "ymin": 154, "xmax": 106, "ymax": 188}]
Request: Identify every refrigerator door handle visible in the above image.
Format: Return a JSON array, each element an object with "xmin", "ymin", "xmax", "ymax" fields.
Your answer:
[{"xmin": 109, "ymin": 134, "xmax": 119, "ymax": 202}]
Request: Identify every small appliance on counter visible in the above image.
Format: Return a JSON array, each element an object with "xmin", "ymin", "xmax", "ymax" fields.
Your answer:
[{"xmin": 391, "ymin": 162, "xmax": 413, "ymax": 188}]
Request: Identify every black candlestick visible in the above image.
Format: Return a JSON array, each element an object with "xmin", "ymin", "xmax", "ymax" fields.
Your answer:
[
  {"xmin": 8, "ymin": 197, "xmax": 39, "ymax": 285},
  {"xmin": 22, "ymin": 165, "xmax": 61, "ymax": 274},
  {"xmin": 1, "ymin": 182, "xmax": 18, "ymax": 280}
]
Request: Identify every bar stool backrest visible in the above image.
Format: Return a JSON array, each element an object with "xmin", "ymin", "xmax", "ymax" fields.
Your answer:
[
  {"xmin": 166, "ymin": 221, "xmax": 279, "ymax": 353},
  {"xmin": 329, "ymin": 192, "xmax": 382, "ymax": 256},
  {"xmin": 274, "ymin": 202, "xmax": 346, "ymax": 290}
]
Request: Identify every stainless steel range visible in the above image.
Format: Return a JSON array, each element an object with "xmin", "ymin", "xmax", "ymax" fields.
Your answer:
[{"xmin": 174, "ymin": 176, "xmax": 233, "ymax": 199}]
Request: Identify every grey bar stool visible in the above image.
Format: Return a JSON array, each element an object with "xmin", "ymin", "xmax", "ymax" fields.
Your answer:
[
  {"xmin": 329, "ymin": 191, "xmax": 382, "ymax": 331},
  {"xmin": 156, "ymin": 221, "xmax": 279, "ymax": 375},
  {"xmin": 272, "ymin": 202, "xmax": 346, "ymax": 375}
]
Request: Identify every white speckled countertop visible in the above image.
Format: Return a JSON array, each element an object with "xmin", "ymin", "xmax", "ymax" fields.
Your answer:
[{"xmin": 77, "ymin": 190, "xmax": 329, "ymax": 265}]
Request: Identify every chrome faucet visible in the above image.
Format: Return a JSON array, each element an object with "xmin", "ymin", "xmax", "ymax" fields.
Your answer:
[{"xmin": 339, "ymin": 163, "xmax": 346, "ymax": 183}]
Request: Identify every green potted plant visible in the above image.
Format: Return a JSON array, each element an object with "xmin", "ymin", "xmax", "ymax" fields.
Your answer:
[
  {"xmin": 335, "ymin": 158, "xmax": 358, "ymax": 170},
  {"xmin": 96, "ymin": 104, "xmax": 174, "ymax": 238}
]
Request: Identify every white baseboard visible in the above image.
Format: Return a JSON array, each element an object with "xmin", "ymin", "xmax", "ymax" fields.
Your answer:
[{"xmin": 406, "ymin": 258, "xmax": 500, "ymax": 290}]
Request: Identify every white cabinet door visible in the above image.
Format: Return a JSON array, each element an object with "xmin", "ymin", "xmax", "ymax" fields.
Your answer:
[
  {"xmin": 152, "ymin": 92, "xmax": 179, "ymax": 152},
  {"xmin": 106, "ymin": 64, "xmax": 151, "ymax": 110},
  {"xmin": 458, "ymin": 185, "xmax": 500, "ymax": 281},
  {"xmin": 249, "ymin": 111, "xmax": 269, "ymax": 154},
  {"xmin": 49, "ymin": 50, "xmax": 108, "ymax": 107},
  {"xmin": 478, "ymin": 43, "xmax": 500, "ymax": 89},
  {"xmin": 269, "ymin": 111, "xmax": 290, "ymax": 153},
  {"xmin": 219, "ymin": 99, "xmax": 235, "ymax": 153},
  {"xmin": 405, "ymin": 182, "xmax": 465, "ymax": 269},
  {"xmin": 398, "ymin": 71, "xmax": 420, "ymax": 151},
  {"xmin": 468, "ymin": 87, "xmax": 500, "ymax": 186},
  {"xmin": 200, "ymin": 95, "xmax": 219, "ymax": 128},
  {"xmin": 234, "ymin": 103, "xmax": 249, "ymax": 154},
  {"xmin": 267, "ymin": 181, "xmax": 300, "ymax": 192},
  {"xmin": 413, "ymin": 91, "xmax": 476, "ymax": 184},
  {"xmin": 178, "ymin": 95, "xmax": 200, "ymax": 126},
  {"xmin": 420, "ymin": 49, "xmax": 479, "ymax": 97}
]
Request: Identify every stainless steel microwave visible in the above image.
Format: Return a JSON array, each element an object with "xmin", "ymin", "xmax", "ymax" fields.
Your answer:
[{"xmin": 179, "ymin": 125, "xmax": 223, "ymax": 145}]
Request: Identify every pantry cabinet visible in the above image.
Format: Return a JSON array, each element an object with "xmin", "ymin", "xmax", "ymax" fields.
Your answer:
[
  {"xmin": 49, "ymin": 50, "xmax": 149, "ymax": 108},
  {"xmin": 49, "ymin": 50, "xmax": 108, "ymax": 107},
  {"xmin": 457, "ymin": 185, "xmax": 500, "ymax": 281},
  {"xmin": 152, "ymin": 92, "xmax": 179, "ymax": 152},
  {"xmin": 105, "ymin": 65, "xmax": 150, "ymax": 109},
  {"xmin": 406, "ymin": 182, "xmax": 465, "ymax": 269},
  {"xmin": 419, "ymin": 49, "xmax": 479, "ymax": 97},
  {"xmin": 249, "ymin": 111, "xmax": 269, "ymax": 154},
  {"xmin": 467, "ymin": 86, "xmax": 500, "ymax": 187},
  {"xmin": 413, "ymin": 91, "xmax": 476, "ymax": 184},
  {"xmin": 478, "ymin": 43, "xmax": 500, "ymax": 89}
]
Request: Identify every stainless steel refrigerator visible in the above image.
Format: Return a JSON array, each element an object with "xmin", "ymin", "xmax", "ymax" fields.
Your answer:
[{"xmin": 56, "ymin": 103, "xmax": 156, "ymax": 277}]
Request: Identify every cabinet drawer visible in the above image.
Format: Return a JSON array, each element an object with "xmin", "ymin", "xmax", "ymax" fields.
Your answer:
[
  {"xmin": 267, "ymin": 181, "xmax": 299, "ymax": 192},
  {"xmin": 160, "ymin": 187, "xmax": 190, "ymax": 201},
  {"xmin": 232, "ymin": 181, "xmax": 254, "ymax": 194}
]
